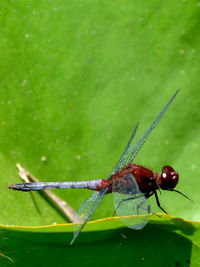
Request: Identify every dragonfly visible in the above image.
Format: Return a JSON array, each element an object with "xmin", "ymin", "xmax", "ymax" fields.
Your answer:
[{"xmin": 9, "ymin": 89, "xmax": 190, "ymax": 245}]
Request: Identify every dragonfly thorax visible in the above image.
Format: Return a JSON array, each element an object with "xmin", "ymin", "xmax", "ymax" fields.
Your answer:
[{"xmin": 107, "ymin": 164, "xmax": 158, "ymax": 194}]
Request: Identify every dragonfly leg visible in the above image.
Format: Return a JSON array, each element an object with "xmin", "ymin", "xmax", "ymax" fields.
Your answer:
[
  {"xmin": 112, "ymin": 194, "xmax": 144, "ymax": 217},
  {"xmin": 136, "ymin": 192, "xmax": 154, "ymax": 214},
  {"xmin": 154, "ymin": 191, "xmax": 168, "ymax": 214}
]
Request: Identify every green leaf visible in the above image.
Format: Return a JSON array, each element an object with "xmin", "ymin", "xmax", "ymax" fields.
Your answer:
[
  {"xmin": 0, "ymin": 215, "xmax": 200, "ymax": 266},
  {"xmin": 0, "ymin": 0, "xmax": 200, "ymax": 265}
]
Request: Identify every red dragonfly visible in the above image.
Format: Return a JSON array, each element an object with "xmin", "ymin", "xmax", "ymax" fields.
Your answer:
[{"xmin": 9, "ymin": 90, "xmax": 190, "ymax": 245}]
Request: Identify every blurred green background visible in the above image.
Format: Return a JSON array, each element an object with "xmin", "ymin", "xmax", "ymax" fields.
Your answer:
[{"xmin": 0, "ymin": 0, "xmax": 200, "ymax": 228}]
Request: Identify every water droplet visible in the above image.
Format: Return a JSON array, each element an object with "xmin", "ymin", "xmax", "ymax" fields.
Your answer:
[
  {"xmin": 76, "ymin": 155, "xmax": 81, "ymax": 160},
  {"xmin": 191, "ymin": 164, "xmax": 196, "ymax": 170},
  {"xmin": 164, "ymin": 139, "xmax": 169, "ymax": 145},
  {"xmin": 41, "ymin": 156, "xmax": 47, "ymax": 162},
  {"xmin": 21, "ymin": 80, "xmax": 27, "ymax": 86}
]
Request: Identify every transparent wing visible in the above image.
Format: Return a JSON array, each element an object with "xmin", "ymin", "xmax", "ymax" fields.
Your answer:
[
  {"xmin": 111, "ymin": 90, "xmax": 179, "ymax": 174},
  {"xmin": 110, "ymin": 122, "xmax": 139, "ymax": 176},
  {"xmin": 71, "ymin": 186, "xmax": 110, "ymax": 245},
  {"xmin": 112, "ymin": 174, "xmax": 150, "ymax": 229}
]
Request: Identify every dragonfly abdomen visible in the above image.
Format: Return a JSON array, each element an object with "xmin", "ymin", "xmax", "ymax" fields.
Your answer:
[{"xmin": 8, "ymin": 179, "xmax": 103, "ymax": 192}]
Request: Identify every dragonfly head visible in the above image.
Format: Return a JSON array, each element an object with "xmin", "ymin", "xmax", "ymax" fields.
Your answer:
[{"xmin": 157, "ymin": 165, "xmax": 179, "ymax": 190}]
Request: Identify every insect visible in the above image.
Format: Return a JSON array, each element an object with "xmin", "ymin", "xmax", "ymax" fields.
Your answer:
[{"xmin": 9, "ymin": 89, "xmax": 190, "ymax": 245}]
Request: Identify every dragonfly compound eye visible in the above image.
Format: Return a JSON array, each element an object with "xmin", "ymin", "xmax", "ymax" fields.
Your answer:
[{"xmin": 158, "ymin": 165, "xmax": 179, "ymax": 190}]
